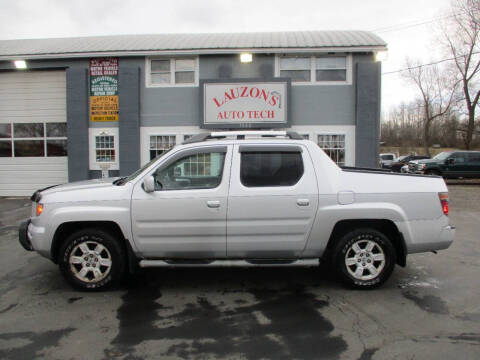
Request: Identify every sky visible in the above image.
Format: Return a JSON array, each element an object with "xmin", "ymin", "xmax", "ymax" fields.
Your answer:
[{"xmin": 0, "ymin": 0, "xmax": 454, "ymax": 113}]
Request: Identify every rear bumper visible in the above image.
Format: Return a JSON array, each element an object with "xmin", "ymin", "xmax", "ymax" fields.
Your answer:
[
  {"xmin": 396, "ymin": 217, "xmax": 456, "ymax": 254},
  {"xmin": 18, "ymin": 219, "xmax": 33, "ymax": 251},
  {"xmin": 437, "ymin": 225, "xmax": 456, "ymax": 250},
  {"xmin": 406, "ymin": 224, "xmax": 455, "ymax": 254}
]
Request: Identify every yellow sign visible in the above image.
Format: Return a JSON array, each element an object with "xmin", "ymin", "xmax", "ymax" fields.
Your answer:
[{"xmin": 89, "ymin": 96, "xmax": 119, "ymax": 122}]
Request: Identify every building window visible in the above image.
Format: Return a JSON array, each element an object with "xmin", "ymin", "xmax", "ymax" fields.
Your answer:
[
  {"xmin": 150, "ymin": 135, "xmax": 176, "ymax": 160},
  {"xmin": 317, "ymin": 134, "xmax": 345, "ymax": 166},
  {"xmin": 277, "ymin": 55, "xmax": 350, "ymax": 84},
  {"xmin": 89, "ymin": 128, "xmax": 119, "ymax": 170},
  {"xmin": 300, "ymin": 134, "xmax": 310, "ymax": 140},
  {"xmin": 95, "ymin": 135, "xmax": 115, "ymax": 162},
  {"xmin": 279, "ymin": 57, "xmax": 311, "ymax": 82},
  {"xmin": 240, "ymin": 152, "xmax": 304, "ymax": 187},
  {"xmin": 183, "ymin": 134, "xmax": 194, "ymax": 142},
  {"xmin": 0, "ymin": 122, "xmax": 67, "ymax": 158},
  {"xmin": 147, "ymin": 57, "xmax": 197, "ymax": 87},
  {"xmin": 316, "ymin": 57, "xmax": 347, "ymax": 81}
]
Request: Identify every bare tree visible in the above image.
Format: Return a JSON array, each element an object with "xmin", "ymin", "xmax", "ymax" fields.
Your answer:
[
  {"xmin": 402, "ymin": 59, "xmax": 458, "ymax": 155},
  {"xmin": 440, "ymin": 0, "xmax": 480, "ymax": 149}
]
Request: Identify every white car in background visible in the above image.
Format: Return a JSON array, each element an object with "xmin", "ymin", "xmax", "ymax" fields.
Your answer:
[{"xmin": 379, "ymin": 153, "xmax": 396, "ymax": 169}]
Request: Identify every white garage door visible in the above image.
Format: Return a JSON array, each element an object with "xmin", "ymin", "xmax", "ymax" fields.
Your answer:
[{"xmin": 0, "ymin": 70, "xmax": 68, "ymax": 196}]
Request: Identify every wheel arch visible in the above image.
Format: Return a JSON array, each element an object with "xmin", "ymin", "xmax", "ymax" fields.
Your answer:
[
  {"xmin": 51, "ymin": 221, "xmax": 139, "ymax": 272},
  {"xmin": 324, "ymin": 219, "xmax": 407, "ymax": 267}
]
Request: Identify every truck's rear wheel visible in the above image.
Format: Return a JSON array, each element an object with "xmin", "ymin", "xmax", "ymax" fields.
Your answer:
[
  {"xmin": 58, "ymin": 228, "xmax": 126, "ymax": 291},
  {"xmin": 332, "ymin": 228, "xmax": 396, "ymax": 289}
]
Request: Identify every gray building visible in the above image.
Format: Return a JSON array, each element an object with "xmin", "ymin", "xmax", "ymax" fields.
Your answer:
[{"xmin": 0, "ymin": 31, "xmax": 387, "ymax": 196}]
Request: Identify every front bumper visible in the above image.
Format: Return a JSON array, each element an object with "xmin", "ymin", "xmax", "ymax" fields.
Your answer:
[{"xmin": 18, "ymin": 219, "xmax": 33, "ymax": 251}]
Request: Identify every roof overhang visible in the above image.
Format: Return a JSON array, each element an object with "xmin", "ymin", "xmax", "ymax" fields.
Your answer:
[{"xmin": 0, "ymin": 45, "xmax": 388, "ymax": 61}]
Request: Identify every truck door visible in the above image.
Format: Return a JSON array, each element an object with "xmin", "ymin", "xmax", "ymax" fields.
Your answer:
[
  {"xmin": 131, "ymin": 145, "xmax": 232, "ymax": 258},
  {"xmin": 444, "ymin": 152, "xmax": 469, "ymax": 177},
  {"xmin": 226, "ymin": 144, "xmax": 319, "ymax": 259},
  {"xmin": 466, "ymin": 152, "xmax": 480, "ymax": 178}
]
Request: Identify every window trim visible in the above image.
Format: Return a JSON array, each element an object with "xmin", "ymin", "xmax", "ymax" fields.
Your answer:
[
  {"xmin": 316, "ymin": 133, "xmax": 347, "ymax": 166},
  {"xmin": 149, "ymin": 134, "xmax": 177, "ymax": 161},
  {"xmin": 89, "ymin": 128, "xmax": 119, "ymax": 170},
  {"xmin": 275, "ymin": 54, "xmax": 352, "ymax": 86},
  {"xmin": 145, "ymin": 56, "xmax": 199, "ymax": 88}
]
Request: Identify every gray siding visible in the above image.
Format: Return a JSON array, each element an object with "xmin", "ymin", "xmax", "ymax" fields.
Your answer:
[
  {"xmin": 119, "ymin": 66, "xmax": 141, "ymax": 175},
  {"xmin": 138, "ymin": 54, "xmax": 374, "ymax": 128},
  {"xmin": 199, "ymin": 54, "xmax": 274, "ymax": 79},
  {"xmin": 0, "ymin": 52, "xmax": 381, "ymax": 178},
  {"xmin": 66, "ymin": 68, "xmax": 90, "ymax": 182},
  {"xmin": 355, "ymin": 62, "xmax": 381, "ymax": 167}
]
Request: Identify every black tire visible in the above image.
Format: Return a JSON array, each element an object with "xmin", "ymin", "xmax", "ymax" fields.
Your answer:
[
  {"xmin": 58, "ymin": 228, "xmax": 126, "ymax": 291},
  {"xmin": 332, "ymin": 228, "xmax": 396, "ymax": 289}
]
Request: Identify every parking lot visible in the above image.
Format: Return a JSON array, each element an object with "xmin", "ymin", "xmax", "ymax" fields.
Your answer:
[{"xmin": 0, "ymin": 183, "xmax": 479, "ymax": 360}]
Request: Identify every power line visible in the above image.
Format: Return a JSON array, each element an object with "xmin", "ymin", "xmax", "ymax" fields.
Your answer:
[
  {"xmin": 371, "ymin": 13, "xmax": 459, "ymax": 34},
  {"xmin": 382, "ymin": 51, "xmax": 480, "ymax": 75}
]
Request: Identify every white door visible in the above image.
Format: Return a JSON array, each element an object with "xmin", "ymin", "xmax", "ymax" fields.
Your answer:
[
  {"xmin": 227, "ymin": 144, "xmax": 319, "ymax": 258},
  {"xmin": 0, "ymin": 71, "xmax": 68, "ymax": 196},
  {"xmin": 131, "ymin": 145, "xmax": 232, "ymax": 258}
]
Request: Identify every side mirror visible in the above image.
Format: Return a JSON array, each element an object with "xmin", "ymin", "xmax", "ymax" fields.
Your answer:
[{"xmin": 143, "ymin": 175, "xmax": 155, "ymax": 193}]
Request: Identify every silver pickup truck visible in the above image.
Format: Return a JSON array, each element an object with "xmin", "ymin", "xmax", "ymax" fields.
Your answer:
[{"xmin": 19, "ymin": 131, "xmax": 455, "ymax": 291}]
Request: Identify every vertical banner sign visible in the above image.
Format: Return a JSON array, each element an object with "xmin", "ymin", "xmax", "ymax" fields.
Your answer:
[{"xmin": 89, "ymin": 58, "xmax": 119, "ymax": 122}]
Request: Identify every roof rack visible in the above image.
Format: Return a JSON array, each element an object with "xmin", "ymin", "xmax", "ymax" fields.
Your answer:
[{"xmin": 182, "ymin": 131, "xmax": 304, "ymax": 144}]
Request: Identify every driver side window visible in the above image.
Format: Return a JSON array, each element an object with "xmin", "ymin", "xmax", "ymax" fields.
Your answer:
[
  {"xmin": 451, "ymin": 153, "xmax": 466, "ymax": 163},
  {"xmin": 153, "ymin": 151, "xmax": 226, "ymax": 190}
]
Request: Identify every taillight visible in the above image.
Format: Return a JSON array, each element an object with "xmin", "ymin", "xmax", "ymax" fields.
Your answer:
[
  {"xmin": 36, "ymin": 203, "xmax": 44, "ymax": 216},
  {"xmin": 438, "ymin": 193, "xmax": 449, "ymax": 216}
]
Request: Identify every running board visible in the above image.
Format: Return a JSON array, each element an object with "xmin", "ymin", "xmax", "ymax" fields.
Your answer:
[{"xmin": 139, "ymin": 259, "xmax": 319, "ymax": 268}]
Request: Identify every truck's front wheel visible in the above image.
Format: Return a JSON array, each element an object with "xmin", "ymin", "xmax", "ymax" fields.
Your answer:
[
  {"xmin": 333, "ymin": 228, "xmax": 396, "ymax": 289},
  {"xmin": 58, "ymin": 228, "xmax": 126, "ymax": 291}
]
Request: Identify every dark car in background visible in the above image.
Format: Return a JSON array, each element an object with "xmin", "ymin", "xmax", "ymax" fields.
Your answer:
[
  {"xmin": 391, "ymin": 154, "xmax": 430, "ymax": 172},
  {"xmin": 410, "ymin": 151, "xmax": 480, "ymax": 178}
]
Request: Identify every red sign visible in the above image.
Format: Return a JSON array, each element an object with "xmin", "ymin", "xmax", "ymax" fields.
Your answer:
[
  {"xmin": 203, "ymin": 81, "xmax": 288, "ymax": 128},
  {"xmin": 89, "ymin": 58, "xmax": 119, "ymax": 76}
]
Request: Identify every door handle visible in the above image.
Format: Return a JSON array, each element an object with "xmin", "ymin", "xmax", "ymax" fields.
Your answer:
[
  {"xmin": 296, "ymin": 199, "xmax": 310, "ymax": 206},
  {"xmin": 207, "ymin": 200, "xmax": 220, "ymax": 208}
]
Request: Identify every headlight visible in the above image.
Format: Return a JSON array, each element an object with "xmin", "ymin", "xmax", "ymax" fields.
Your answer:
[{"xmin": 36, "ymin": 203, "xmax": 44, "ymax": 216}]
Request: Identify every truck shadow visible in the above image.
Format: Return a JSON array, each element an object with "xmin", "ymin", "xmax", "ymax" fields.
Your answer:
[{"xmin": 122, "ymin": 266, "xmax": 341, "ymax": 292}]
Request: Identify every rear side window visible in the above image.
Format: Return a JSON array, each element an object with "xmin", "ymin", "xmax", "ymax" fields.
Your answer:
[
  {"xmin": 468, "ymin": 152, "xmax": 480, "ymax": 163},
  {"xmin": 240, "ymin": 152, "xmax": 304, "ymax": 187},
  {"xmin": 451, "ymin": 152, "xmax": 467, "ymax": 163}
]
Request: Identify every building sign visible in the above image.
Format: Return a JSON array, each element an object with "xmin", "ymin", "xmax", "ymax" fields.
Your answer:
[
  {"xmin": 89, "ymin": 58, "xmax": 119, "ymax": 122},
  {"xmin": 202, "ymin": 80, "xmax": 289, "ymax": 129}
]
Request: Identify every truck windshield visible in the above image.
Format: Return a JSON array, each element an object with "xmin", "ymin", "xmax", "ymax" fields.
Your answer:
[
  {"xmin": 120, "ymin": 148, "xmax": 174, "ymax": 184},
  {"xmin": 381, "ymin": 155, "xmax": 394, "ymax": 160},
  {"xmin": 433, "ymin": 152, "xmax": 452, "ymax": 161}
]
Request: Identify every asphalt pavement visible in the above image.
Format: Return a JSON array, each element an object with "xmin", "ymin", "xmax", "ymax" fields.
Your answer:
[{"xmin": 0, "ymin": 183, "xmax": 479, "ymax": 360}]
